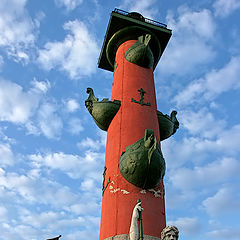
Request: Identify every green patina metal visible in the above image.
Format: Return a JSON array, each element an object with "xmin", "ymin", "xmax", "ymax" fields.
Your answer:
[
  {"xmin": 157, "ymin": 110, "xmax": 179, "ymax": 141},
  {"xmin": 106, "ymin": 26, "xmax": 161, "ymax": 71},
  {"xmin": 125, "ymin": 34, "xmax": 154, "ymax": 68},
  {"xmin": 98, "ymin": 9, "xmax": 172, "ymax": 72},
  {"xmin": 131, "ymin": 88, "xmax": 151, "ymax": 106},
  {"xmin": 119, "ymin": 129, "xmax": 165, "ymax": 189},
  {"xmin": 85, "ymin": 88, "xmax": 121, "ymax": 131},
  {"xmin": 102, "ymin": 166, "xmax": 111, "ymax": 196}
]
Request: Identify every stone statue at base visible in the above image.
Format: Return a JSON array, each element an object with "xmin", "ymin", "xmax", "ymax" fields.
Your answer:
[
  {"xmin": 129, "ymin": 201, "xmax": 143, "ymax": 240},
  {"xmin": 129, "ymin": 202, "xmax": 179, "ymax": 240},
  {"xmin": 161, "ymin": 226, "xmax": 179, "ymax": 240}
]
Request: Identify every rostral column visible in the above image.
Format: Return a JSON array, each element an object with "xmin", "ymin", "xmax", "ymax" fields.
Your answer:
[{"xmin": 85, "ymin": 9, "xmax": 179, "ymax": 240}]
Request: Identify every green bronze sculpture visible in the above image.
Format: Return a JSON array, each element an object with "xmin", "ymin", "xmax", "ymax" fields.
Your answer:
[
  {"xmin": 125, "ymin": 34, "xmax": 154, "ymax": 68},
  {"xmin": 157, "ymin": 110, "xmax": 179, "ymax": 141},
  {"xmin": 85, "ymin": 88, "xmax": 121, "ymax": 131},
  {"xmin": 119, "ymin": 129, "xmax": 165, "ymax": 189}
]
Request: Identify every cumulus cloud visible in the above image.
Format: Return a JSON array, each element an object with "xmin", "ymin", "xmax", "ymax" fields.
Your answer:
[
  {"xmin": 0, "ymin": 0, "xmax": 37, "ymax": 63},
  {"xmin": 174, "ymin": 56, "xmax": 240, "ymax": 106},
  {"xmin": 213, "ymin": 0, "xmax": 240, "ymax": 17},
  {"xmin": 0, "ymin": 170, "xmax": 77, "ymax": 207},
  {"xmin": 162, "ymin": 123, "xmax": 240, "ymax": 169},
  {"xmin": 67, "ymin": 118, "xmax": 84, "ymax": 135},
  {"xmin": 202, "ymin": 186, "xmax": 240, "ymax": 216},
  {"xmin": 158, "ymin": 7, "xmax": 216, "ymax": 76},
  {"xmin": 37, "ymin": 103, "xmax": 63, "ymax": 139},
  {"xmin": 169, "ymin": 157, "xmax": 240, "ymax": 191},
  {"xmin": 37, "ymin": 20, "xmax": 99, "ymax": 79},
  {"xmin": 208, "ymin": 228, "xmax": 240, "ymax": 239},
  {"xmin": 77, "ymin": 130, "xmax": 107, "ymax": 151},
  {"xmin": 55, "ymin": 0, "xmax": 83, "ymax": 11},
  {"xmin": 168, "ymin": 217, "xmax": 201, "ymax": 236},
  {"xmin": 29, "ymin": 150, "xmax": 104, "ymax": 180},
  {"xmin": 179, "ymin": 108, "xmax": 226, "ymax": 139},
  {"xmin": 0, "ymin": 78, "xmax": 49, "ymax": 124},
  {"xmin": 65, "ymin": 98, "xmax": 79, "ymax": 112},
  {"xmin": 0, "ymin": 143, "xmax": 14, "ymax": 166},
  {"xmin": 118, "ymin": 0, "xmax": 159, "ymax": 18}
]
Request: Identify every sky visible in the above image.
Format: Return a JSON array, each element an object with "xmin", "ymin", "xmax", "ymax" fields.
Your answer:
[{"xmin": 0, "ymin": 0, "xmax": 240, "ymax": 239}]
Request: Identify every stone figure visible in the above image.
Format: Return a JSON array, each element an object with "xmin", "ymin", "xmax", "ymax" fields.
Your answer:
[
  {"xmin": 129, "ymin": 201, "xmax": 143, "ymax": 240},
  {"xmin": 161, "ymin": 226, "xmax": 179, "ymax": 240},
  {"xmin": 129, "ymin": 202, "xmax": 179, "ymax": 240}
]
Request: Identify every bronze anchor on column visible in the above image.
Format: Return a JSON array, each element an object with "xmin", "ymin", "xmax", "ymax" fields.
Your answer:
[{"xmin": 131, "ymin": 88, "xmax": 150, "ymax": 106}]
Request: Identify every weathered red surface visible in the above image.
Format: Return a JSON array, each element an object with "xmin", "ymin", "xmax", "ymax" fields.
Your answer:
[{"xmin": 99, "ymin": 40, "xmax": 166, "ymax": 240}]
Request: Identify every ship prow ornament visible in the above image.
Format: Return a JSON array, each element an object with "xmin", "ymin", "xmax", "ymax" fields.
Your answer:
[
  {"xmin": 85, "ymin": 87, "xmax": 121, "ymax": 131},
  {"xmin": 119, "ymin": 129, "xmax": 165, "ymax": 189}
]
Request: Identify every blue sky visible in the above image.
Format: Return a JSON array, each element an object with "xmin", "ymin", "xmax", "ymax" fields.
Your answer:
[{"xmin": 0, "ymin": 0, "xmax": 240, "ymax": 239}]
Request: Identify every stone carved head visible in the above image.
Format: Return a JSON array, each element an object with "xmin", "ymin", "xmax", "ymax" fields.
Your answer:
[{"xmin": 161, "ymin": 226, "xmax": 179, "ymax": 240}]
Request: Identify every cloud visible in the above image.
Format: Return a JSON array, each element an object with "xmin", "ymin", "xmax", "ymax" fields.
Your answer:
[
  {"xmin": 0, "ymin": 170, "xmax": 77, "ymax": 207},
  {"xmin": 213, "ymin": 0, "xmax": 240, "ymax": 17},
  {"xmin": 168, "ymin": 217, "xmax": 201, "ymax": 236},
  {"xmin": 169, "ymin": 157, "xmax": 240, "ymax": 191},
  {"xmin": 162, "ymin": 122, "xmax": 240, "ymax": 170},
  {"xmin": 0, "ymin": 78, "xmax": 48, "ymax": 124},
  {"xmin": 67, "ymin": 118, "xmax": 84, "ymax": 135},
  {"xmin": 55, "ymin": 0, "xmax": 83, "ymax": 11},
  {"xmin": 0, "ymin": 143, "xmax": 14, "ymax": 166},
  {"xmin": 174, "ymin": 56, "xmax": 240, "ymax": 106},
  {"xmin": 77, "ymin": 130, "xmax": 107, "ymax": 151},
  {"xmin": 118, "ymin": 0, "xmax": 159, "ymax": 18},
  {"xmin": 37, "ymin": 103, "xmax": 63, "ymax": 139},
  {"xmin": 158, "ymin": 7, "xmax": 216, "ymax": 76},
  {"xmin": 65, "ymin": 98, "xmax": 79, "ymax": 112},
  {"xmin": 29, "ymin": 150, "xmax": 104, "ymax": 180},
  {"xmin": 179, "ymin": 108, "xmax": 226, "ymax": 139},
  {"xmin": 0, "ymin": 55, "xmax": 3, "ymax": 69},
  {"xmin": 208, "ymin": 228, "xmax": 240, "ymax": 240},
  {"xmin": 0, "ymin": 0, "xmax": 37, "ymax": 63},
  {"xmin": 202, "ymin": 186, "xmax": 240, "ymax": 216},
  {"xmin": 37, "ymin": 20, "xmax": 99, "ymax": 79}
]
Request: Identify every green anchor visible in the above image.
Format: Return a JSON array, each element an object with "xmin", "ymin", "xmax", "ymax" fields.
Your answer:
[
  {"xmin": 102, "ymin": 166, "xmax": 110, "ymax": 196},
  {"xmin": 131, "ymin": 88, "xmax": 150, "ymax": 106}
]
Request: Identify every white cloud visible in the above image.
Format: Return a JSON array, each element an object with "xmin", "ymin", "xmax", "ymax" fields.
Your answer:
[
  {"xmin": 0, "ymin": 206, "xmax": 8, "ymax": 221},
  {"xmin": 179, "ymin": 108, "xmax": 226, "ymax": 139},
  {"xmin": 213, "ymin": 0, "xmax": 240, "ymax": 17},
  {"xmin": 208, "ymin": 228, "xmax": 240, "ymax": 239},
  {"xmin": 203, "ymin": 186, "xmax": 240, "ymax": 216},
  {"xmin": 0, "ymin": 78, "xmax": 46, "ymax": 124},
  {"xmin": 65, "ymin": 98, "xmax": 79, "ymax": 112},
  {"xmin": 0, "ymin": 55, "xmax": 3, "ymax": 69},
  {"xmin": 37, "ymin": 20, "xmax": 99, "ymax": 79},
  {"xmin": 29, "ymin": 150, "xmax": 104, "ymax": 180},
  {"xmin": 169, "ymin": 158, "xmax": 240, "ymax": 191},
  {"xmin": 0, "ymin": 0, "xmax": 37, "ymax": 63},
  {"xmin": 77, "ymin": 131, "xmax": 106, "ymax": 151},
  {"xmin": 118, "ymin": 0, "xmax": 159, "ymax": 19},
  {"xmin": 37, "ymin": 103, "xmax": 63, "ymax": 139},
  {"xmin": 55, "ymin": 0, "xmax": 83, "ymax": 11},
  {"xmin": 158, "ymin": 7, "xmax": 216, "ymax": 76},
  {"xmin": 0, "ymin": 171, "xmax": 78, "ymax": 207},
  {"xmin": 168, "ymin": 217, "xmax": 201, "ymax": 236},
  {"xmin": 162, "ymin": 123, "xmax": 240, "ymax": 170},
  {"xmin": 0, "ymin": 143, "xmax": 14, "ymax": 166},
  {"xmin": 67, "ymin": 118, "xmax": 84, "ymax": 135},
  {"xmin": 174, "ymin": 56, "xmax": 240, "ymax": 106}
]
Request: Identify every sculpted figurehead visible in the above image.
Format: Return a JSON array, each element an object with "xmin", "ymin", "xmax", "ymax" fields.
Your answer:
[{"xmin": 161, "ymin": 226, "xmax": 179, "ymax": 240}]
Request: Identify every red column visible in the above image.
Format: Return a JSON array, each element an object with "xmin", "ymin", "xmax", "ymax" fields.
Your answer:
[{"xmin": 99, "ymin": 40, "xmax": 166, "ymax": 240}]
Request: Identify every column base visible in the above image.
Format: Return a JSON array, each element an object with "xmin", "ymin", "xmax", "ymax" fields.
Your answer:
[{"xmin": 104, "ymin": 234, "xmax": 161, "ymax": 240}]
